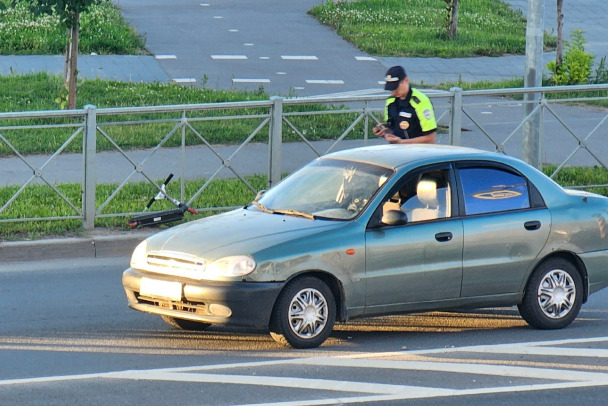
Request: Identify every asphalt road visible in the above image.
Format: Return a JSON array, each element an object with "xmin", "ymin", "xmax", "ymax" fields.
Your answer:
[{"xmin": 1, "ymin": 257, "xmax": 608, "ymax": 405}]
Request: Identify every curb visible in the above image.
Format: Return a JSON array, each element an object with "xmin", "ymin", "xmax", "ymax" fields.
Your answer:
[{"xmin": 0, "ymin": 231, "xmax": 156, "ymax": 263}]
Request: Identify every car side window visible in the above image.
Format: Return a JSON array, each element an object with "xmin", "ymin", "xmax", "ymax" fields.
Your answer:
[
  {"xmin": 459, "ymin": 167, "xmax": 530, "ymax": 215},
  {"xmin": 383, "ymin": 169, "xmax": 452, "ymax": 223}
]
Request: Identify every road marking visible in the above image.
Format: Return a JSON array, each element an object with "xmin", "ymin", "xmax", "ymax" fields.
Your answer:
[
  {"xmin": 155, "ymin": 55, "xmax": 177, "ymax": 60},
  {"xmin": 229, "ymin": 29, "xmax": 239, "ymax": 32},
  {"xmin": 2, "ymin": 337, "xmax": 608, "ymax": 405},
  {"xmin": 305, "ymin": 79, "xmax": 344, "ymax": 85},
  {"xmin": 355, "ymin": 56, "xmax": 377, "ymax": 61},
  {"xmin": 281, "ymin": 55, "xmax": 318, "ymax": 61},
  {"xmin": 172, "ymin": 78, "xmax": 196, "ymax": 84},
  {"xmin": 232, "ymin": 78, "xmax": 271, "ymax": 83},
  {"xmin": 213, "ymin": 16, "xmax": 223, "ymax": 19},
  {"xmin": 211, "ymin": 55, "xmax": 248, "ymax": 60}
]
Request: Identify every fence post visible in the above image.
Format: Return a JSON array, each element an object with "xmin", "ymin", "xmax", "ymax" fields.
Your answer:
[
  {"xmin": 268, "ymin": 96, "xmax": 283, "ymax": 188},
  {"xmin": 83, "ymin": 105, "xmax": 97, "ymax": 230},
  {"xmin": 449, "ymin": 87, "xmax": 463, "ymax": 146}
]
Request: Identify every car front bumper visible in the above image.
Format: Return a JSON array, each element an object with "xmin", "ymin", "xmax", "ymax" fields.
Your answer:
[{"xmin": 122, "ymin": 268, "xmax": 284, "ymax": 329}]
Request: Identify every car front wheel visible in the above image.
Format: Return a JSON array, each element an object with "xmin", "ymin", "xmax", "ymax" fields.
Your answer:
[
  {"xmin": 518, "ymin": 258, "xmax": 583, "ymax": 329},
  {"xmin": 161, "ymin": 315, "xmax": 211, "ymax": 331},
  {"xmin": 269, "ymin": 276, "xmax": 336, "ymax": 349}
]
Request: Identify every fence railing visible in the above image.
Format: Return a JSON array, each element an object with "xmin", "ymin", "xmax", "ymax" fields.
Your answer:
[{"xmin": 1, "ymin": 84, "xmax": 607, "ymax": 229}]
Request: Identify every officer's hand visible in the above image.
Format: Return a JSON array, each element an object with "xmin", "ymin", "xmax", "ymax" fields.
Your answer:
[
  {"xmin": 385, "ymin": 134, "xmax": 401, "ymax": 144},
  {"xmin": 373, "ymin": 124, "xmax": 389, "ymax": 137}
]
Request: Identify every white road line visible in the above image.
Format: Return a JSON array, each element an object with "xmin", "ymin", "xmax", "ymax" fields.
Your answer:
[
  {"xmin": 211, "ymin": 55, "xmax": 248, "ymax": 60},
  {"xmin": 297, "ymin": 357, "xmax": 608, "ymax": 382},
  {"xmin": 355, "ymin": 56, "xmax": 377, "ymax": 61},
  {"xmin": 233, "ymin": 78, "xmax": 271, "ymax": 83},
  {"xmin": 306, "ymin": 79, "xmax": 344, "ymax": 85},
  {"xmin": 281, "ymin": 55, "xmax": 318, "ymax": 61},
  {"xmin": 213, "ymin": 16, "xmax": 223, "ymax": 19},
  {"xmin": 3, "ymin": 336, "xmax": 608, "ymax": 405},
  {"xmin": 155, "ymin": 55, "xmax": 177, "ymax": 60},
  {"xmin": 405, "ymin": 336, "xmax": 608, "ymax": 357},
  {"xmin": 107, "ymin": 370, "xmax": 448, "ymax": 396},
  {"xmin": 172, "ymin": 78, "xmax": 196, "ymax": 84}
]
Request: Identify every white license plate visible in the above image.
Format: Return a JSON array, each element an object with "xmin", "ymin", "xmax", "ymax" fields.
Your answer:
[{"xmin": 139, "ymin": 277, "xmax": 182, "ymax": 301}]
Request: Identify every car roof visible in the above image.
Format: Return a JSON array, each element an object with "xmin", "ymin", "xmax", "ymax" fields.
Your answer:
[{"xmin": 323, "ymin": 144, "xmax": 491, "ymax": 169}]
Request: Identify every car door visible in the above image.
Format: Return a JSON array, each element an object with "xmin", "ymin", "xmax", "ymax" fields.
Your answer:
[
  {"xmin": 364, "ymin": 165, "xmax": 464, "ymax": 313},
  {"xmin": 456, "ymin": 163, "xmax": 551, "ymax": 297}
]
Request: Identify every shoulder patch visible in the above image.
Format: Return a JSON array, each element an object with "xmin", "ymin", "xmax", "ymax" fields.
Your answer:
[{"xmin": 412, "ymin": 95, "xmax": 421, "ymax": 104}]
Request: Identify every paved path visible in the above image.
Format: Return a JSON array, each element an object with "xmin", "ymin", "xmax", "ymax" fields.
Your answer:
[{"xmin": 0, "ymin": 0, "xmax": 605, "ymax": 94}]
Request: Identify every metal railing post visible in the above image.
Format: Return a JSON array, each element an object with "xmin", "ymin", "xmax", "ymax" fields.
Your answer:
[
  {"xmin": 83, "ymin": 105, "xmax": 97, "ymax": 230},
  {"xmin": 268, "ymin": 96, "xmax": 283, "ymax": 188},
  {"xmin": 449, "ymin": 87, "xmax": 463, "ymax": 146}
]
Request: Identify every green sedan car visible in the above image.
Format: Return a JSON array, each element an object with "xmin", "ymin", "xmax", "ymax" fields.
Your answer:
[{"xmin": 122, "ymin": 145, "xmax": 608, "ymax": 348}]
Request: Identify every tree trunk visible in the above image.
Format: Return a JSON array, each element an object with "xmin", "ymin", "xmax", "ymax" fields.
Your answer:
[
  {"xmin": 556, "ymin": 0, "xmax": 564, "ymax": 68},
  {"xmin": 65, "ymin": 13, "xmax": 79, "ymax": 110},
  {"xmin": 448, "ymin": 0, "xmax": 459, "ymax": 39}
]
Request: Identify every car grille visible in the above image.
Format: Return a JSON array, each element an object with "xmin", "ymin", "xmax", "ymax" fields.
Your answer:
[
  {"xmin": 136, "ymin": 292, "xmax": 209, "ymax": 316},
  {"xmin": 144, "ymin": 250, "xmax": 206, "ymax": 279}
]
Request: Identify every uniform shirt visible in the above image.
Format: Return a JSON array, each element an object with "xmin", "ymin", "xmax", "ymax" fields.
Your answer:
[{"xmin": 384, "ymin": 88, "xmax": 437, "ymax": 139}]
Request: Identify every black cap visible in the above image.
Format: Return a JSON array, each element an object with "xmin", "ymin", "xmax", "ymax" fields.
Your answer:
[{"xmin": 383, "ymin": 66, "xmax": 407, "ymax": 91}]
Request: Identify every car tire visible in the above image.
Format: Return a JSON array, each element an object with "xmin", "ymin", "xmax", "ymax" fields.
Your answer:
[
  {"xmin": 518, "ymin": 258, "xmax": 583, "ymax": 329},
  {"xmin": 269, "ymin": 276, "xmax": 336, "ymax": 349},
  {"xmin": 161, "ymin": 315, "xmax": 211, "ymax": 331}
]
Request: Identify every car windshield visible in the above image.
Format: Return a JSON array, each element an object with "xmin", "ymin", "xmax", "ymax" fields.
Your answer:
[{"xmin": 253, "ymin": 158, "xmax": 394, "ymax": 220}]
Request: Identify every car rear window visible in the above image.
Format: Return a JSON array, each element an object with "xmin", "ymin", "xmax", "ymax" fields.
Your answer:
[{"xmin": 459, "ymin": 167, "xmax": 530, "ymax": 215}]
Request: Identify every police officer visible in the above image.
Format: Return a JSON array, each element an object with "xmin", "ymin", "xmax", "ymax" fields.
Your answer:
[{"xmin": 373, "ymin": 66, "xmax": 437, "ymax": 144}]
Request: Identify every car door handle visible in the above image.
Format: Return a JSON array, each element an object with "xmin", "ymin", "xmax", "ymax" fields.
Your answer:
[
  {"xmin": 435, "ymin": 232, "xmax": 453, "ymax": 242},
  {"xmin": 524, "ymin": 220, "xmax": 541, "ymax": 230}
]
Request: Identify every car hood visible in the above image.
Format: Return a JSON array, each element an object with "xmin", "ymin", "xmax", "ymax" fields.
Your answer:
[{"xmin": 145, "ymin": 208, "xmax": 345, "ymax": 259}]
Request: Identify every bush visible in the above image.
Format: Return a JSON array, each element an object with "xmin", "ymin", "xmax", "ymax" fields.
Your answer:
[{"xmin": 547, "ymin": 29, "xmax": 595, "ymax": 85}]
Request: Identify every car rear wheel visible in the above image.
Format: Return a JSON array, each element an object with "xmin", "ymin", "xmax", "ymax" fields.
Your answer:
[
  {"xmin": 161, "ymin": 315, "xmax": 211, "ymax": 331},
  {"xmin": 269, "ymin": 276, "xmax": 336, "ymax": 349},
  {"xmin": 518, "ymin": 258, "xmax": 583, "ymax": 329}
]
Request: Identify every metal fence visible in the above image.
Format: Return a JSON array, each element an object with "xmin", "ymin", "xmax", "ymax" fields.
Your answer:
[{"xmin": 1, "ymin": 84, "xmax": 607, "ymax": 230}]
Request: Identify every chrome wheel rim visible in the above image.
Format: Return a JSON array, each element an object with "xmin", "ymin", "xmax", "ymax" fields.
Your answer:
[
  {"xmin": 537, "ymin": 269, "xmax": 576, "ymax": 319},
  {"xmin": 288, "ymin": 288, "xmax": 328, "ymax": 339}
]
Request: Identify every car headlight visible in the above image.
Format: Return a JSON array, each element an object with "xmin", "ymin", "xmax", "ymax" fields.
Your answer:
[
  {"xmin": 205, "ymin": 255, "xmax": 256, "ymax": 278},
  {"xmin": 130, "ymin": 240, "xmax": 148, "ymax": 269}
]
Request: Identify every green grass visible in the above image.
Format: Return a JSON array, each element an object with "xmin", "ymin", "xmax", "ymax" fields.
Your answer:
[
  {"xmin": 0, "ymin": 73, "xmax": 370, "ymax": 156},
  {"xmin": 309, "ymin": 0, "xmax": 555, "ymax": 58},
  {"xmin": 428, "ymin": 77, "xmax": 608, "ymax": 107},
  {"xmin": 0, "ymin": 175, "xmax": 268, "ymax": 240},
  {"xmin": 0, "ymin": 0, "xmax": 145, "ymax": 55}
]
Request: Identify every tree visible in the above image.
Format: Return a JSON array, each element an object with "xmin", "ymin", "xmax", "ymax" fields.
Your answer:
[
  {"xmin": 37, "ymin": 0, "xmax": 95, "ymax": 109},
  {"xmin": 556, "ymin": 0, "xmax": 564, "ymax": 69},
  {"xmin": 444, "ymin": 0, "xmax": 460, "ymax": 39}
]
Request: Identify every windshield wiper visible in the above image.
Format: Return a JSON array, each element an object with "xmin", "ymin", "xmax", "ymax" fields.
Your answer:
[
  {"xmin": 250, "ymin": 200, "xmax": 275, "ymax": 214},
  {"xmin": 272, "ymin": 209, "xmax": 315, "ymax": 220},
  {"xmin": 250, "ymin": 201, "xmax": 315, "ymax": 220}
]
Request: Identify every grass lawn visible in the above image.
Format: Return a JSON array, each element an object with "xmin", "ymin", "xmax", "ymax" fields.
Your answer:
[{"xmin": 309, "ymin": 0, "xmax": 555, "ymax": 58}]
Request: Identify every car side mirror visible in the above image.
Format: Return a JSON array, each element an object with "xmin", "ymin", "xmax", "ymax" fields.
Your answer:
[{"xmin": 381, "ymin": 210, "xmax": 408, "ymax": 226}]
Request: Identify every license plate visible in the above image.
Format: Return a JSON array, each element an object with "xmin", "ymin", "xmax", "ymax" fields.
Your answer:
[{"xmin": 139, "ymin": 277, "xmax": 182, "ymax": 301}]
